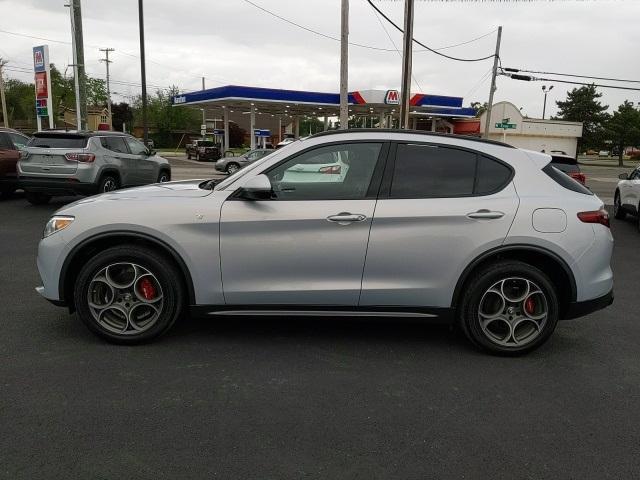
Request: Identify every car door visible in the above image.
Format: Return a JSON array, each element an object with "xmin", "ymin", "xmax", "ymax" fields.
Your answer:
[
  {"xmin": 0, "ymin": 132, "xmax": 19, "ymax": 179},
  {"xmin": 360, "ymin": 142, "xmax": 519, "ymax": 308},
  {"xmin": 621, "ymin": 168, "xmax": 640, "ymax": 212},
  {"xmin": 99, "ymin": 136, "xmax": 133, "ymax": 184},
  {"xmin": 123, "ymin": 136, "xmax": 155, "ymax": 185},
  {"xmin": 219, "ymin": 141, "xmax": 387, "ymax": 305}
]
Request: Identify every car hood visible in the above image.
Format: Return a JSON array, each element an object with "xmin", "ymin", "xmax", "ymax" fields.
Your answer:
[{"xmin": 56, "ymin": 179, "xmax": 212, "ymax": 211}]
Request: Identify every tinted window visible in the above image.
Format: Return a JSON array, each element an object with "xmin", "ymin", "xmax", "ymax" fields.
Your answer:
[
  {"xmin": 125, "ymin": 137, "xmax": 147, "ymax": 155},
  {"xmin": 266, "ymin": 143, "xmax": 382, "ymax": 200},
  {"xmin": 100, "ymin": 136, "xmax": 128, "ymax": 153},
  {"xmin": 391, "ymin": 144, "xmax": 476, "ymax": 198},
  {"xmin": 29, "ymin": 134, "xmax": 88, "ymax": 148},
  {"xmin": 543, "ymin": 165, "xmax": 592, "ymax": 195},
  {"xmin": 475, "ymin": 155, "xmax": 513, "ymax": 194},
  {"xmin": 8, "ymin": 133, "xmax": 29, "ymax": 150},
  {"xmin": 552, "ymin": 162, "xmax": 580, "ymax": 174},
  {"xmin": 0, "ymin": 133, "xmax": 13, "ymax": 150}
]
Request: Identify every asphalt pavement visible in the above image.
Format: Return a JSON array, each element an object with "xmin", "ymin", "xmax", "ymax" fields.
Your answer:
[{"xmin": 1, "ymin": 166, "xmax": 639, "ymax": 479}]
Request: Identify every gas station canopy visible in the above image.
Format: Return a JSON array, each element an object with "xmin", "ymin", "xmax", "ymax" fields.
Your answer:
[{"xmin": 171, "ymin": 85, "xmax": 476, "ymax": 150}]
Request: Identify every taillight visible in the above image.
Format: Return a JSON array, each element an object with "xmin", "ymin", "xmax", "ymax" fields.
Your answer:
[
  {"xmin": 318, "ymin": 165, "xmax": 341, "ymax": 174},
  {"xmin": 65, "ymin": 152, "xmax": 95, "ymax": 163},
  {"xmin": 578, "ymin": 209, "xmax": 610, "ymax": 228},
  {"xmin": 570, "ymin": 172, "xmax": 586, "ymax": 185}
]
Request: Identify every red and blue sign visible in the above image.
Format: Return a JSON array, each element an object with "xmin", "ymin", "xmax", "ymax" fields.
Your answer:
[{"xmin": 33, "ymin": 46, "xmax": 46, "ymax": 73}]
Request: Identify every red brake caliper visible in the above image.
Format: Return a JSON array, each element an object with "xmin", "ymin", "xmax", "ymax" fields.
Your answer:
[
  {"xmin": 524, "ymin": 297, "xmax": 535, "ymax": 315},
  {"xmin": 138, "ymin": 277, "xmax": 157, "ymax": 300}
]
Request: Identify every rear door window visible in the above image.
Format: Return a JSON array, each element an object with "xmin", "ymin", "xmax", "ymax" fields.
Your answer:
[
  {"xmin": 100, "ymin": 136, "xmax": 129, "ymax": 153},
  {"xmin": 8, "ymin": 133, "xmax": 29, "ymax": 150},
  {"xmin": 390, "ymin": 144, "xmax": 512, "ymax": 198},
  {"xmin": 0, "ymin": 132, "xmax": 13, "ymax": 150},
  {"xmin": 29, "ymin": 135, "xmax": 88, "ymax": 148}
]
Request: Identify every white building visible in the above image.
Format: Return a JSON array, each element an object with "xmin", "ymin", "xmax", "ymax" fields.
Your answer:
[{"xmin": 480, "ymin": 101, "xmax": 583, "ymax": 157}]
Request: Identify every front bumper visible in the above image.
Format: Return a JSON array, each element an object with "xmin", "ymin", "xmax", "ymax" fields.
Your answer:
[
  {"xmin": 19, "ymin": 176, "xmax": 97, "ymax": 196},
  {"xmin": 563, "ymin": 289, "xmax": 613, "ymax": 320}
]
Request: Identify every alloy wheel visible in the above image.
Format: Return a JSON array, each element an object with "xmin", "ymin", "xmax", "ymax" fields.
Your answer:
[
  {"xmin": 227, "ymin": 164, "xmax": 239, "ymax": 175},
  {"xmin": 87, "ymin": 262, "xmax": 164, "ymax": 335},
  {"xmin": 477, "ymin": 277, "xmax": 548, "ymax": 348},
  {"xmin": 159, "ymin": 174, "xmax": 169, "ymax": 183},
  {"xmin": 103, "ymin": 179, "xmax": 117, "ymax": 192}
]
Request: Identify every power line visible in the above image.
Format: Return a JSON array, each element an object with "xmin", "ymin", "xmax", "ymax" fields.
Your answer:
[
  {"xmin": 503, "ymin": 67, "xmax": 640, "ymax": 85},
  {"xmin": 240, "ymin": 0, "xmax": 496, "ymax": 54},
  {"xmin": 501, "ymin": 72, "xmax": 640, "ymax": 92},
  {"xmin": 365, "ymin": 0, "xmax": 496, "ymax": 62}
]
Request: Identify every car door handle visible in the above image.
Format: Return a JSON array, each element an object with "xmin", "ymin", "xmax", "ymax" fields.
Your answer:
[
  {"xmin": 466, "ymin": 209, "xmax": 505, "ymax": 219},
  {"xmin": 327, "ymin": 212, "xmax": 367, "ymax": 223}
]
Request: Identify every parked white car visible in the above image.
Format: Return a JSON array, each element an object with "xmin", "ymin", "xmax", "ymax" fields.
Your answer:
[{"xmin": 614, "ymin": 166, "xmax": 640, "ymax": 225}]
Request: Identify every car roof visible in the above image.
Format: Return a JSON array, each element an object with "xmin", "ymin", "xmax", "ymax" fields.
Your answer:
[
  {"xmin": 0, "ymin": 127, "xmax": 29, "ymax": 135},
  {"xmin": 309, "ymin": 128, "xmax": 515, "ymax": 149},
  {"xmin": 33, "ymin": 130, "xmax": 130, "ymax": 138}
]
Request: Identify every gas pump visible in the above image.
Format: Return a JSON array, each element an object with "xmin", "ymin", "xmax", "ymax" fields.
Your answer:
[
  {"xmin": 212, "ymin": 128, "xmax": 225, "ymax": 154},
  {"xmin": 253, "ymin": 129, "xmax": 271, "ymax": 149}
]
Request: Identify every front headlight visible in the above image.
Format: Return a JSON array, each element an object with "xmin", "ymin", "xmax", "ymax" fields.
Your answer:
[{"xmin": 43, "ymin": 215, "xmax": 75, "ymax": 238}]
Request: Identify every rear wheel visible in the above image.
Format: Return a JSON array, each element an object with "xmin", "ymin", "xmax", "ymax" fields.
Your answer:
[
  {"xmin": 459, "ymin": 261, "xmax": 559, "ymax": 355},
  {"xmin": 25, "ymin": 192, "xmax": 51, "ymax": 205},
  {"xmin": 0, "ymin": 188, "xmax": 15, "ymax": 200},
  {"xmin": 157, "ymin": 171, "xmax": 170, "ymax": 183},
  {"xmin": 613, "ymin": 192, "xmax": 626, "ymax": 219},
  {"xmin": 73, "ymin": 245, "xmax": 185, "ymax": 344},
  {"xmin": 98, "ymin": 174, "xmax": 119, "ymax": 193}
]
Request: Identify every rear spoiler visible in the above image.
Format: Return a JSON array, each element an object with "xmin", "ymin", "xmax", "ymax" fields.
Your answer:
[{"xmin": 524, "ymin": 150, "xmax": 552, "ymax": 169}]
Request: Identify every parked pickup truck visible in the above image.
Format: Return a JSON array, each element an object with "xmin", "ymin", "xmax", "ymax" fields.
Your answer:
[
  {"xmin": 0, "ymin": 128, "xmax": 31, "ymax": 199},
  {"xmin": 185, "ymin": 140, "xmax": 221, "ymax": 161}
]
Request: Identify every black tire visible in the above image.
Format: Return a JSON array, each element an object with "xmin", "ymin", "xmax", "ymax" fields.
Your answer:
[
  {"xmin": 458, "ymin": 260, "xmax": 559, "ymax": 356},
  {"xmin": 157, "ymin": 170, "xmax": 171, "ymax": 183},
  {"xmin": 73, "ymin": 245, "xmax": 185, "ymax": 344},
  {"xmin": 226, "ymin": 163, "xmax": 240, "ymax": 175},
  {"xmin": 25, "ymin": 192, "xmax": 51, "ymax": 205},
  {"xmin": 613, "ymin": 191, "xmax": 626, "ymax": 219},
  {"xmin": 98, "ymin": 174, "xmax": 119, "ymax": 193},
  {"xmin": 187, "ymin": 153, "xmax": 192, "ymax": 160}
]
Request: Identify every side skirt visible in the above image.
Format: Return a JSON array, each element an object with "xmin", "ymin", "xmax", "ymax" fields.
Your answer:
[{"xmin": 189, "ymin": 305, "xmax": 455, "ymax": 323}]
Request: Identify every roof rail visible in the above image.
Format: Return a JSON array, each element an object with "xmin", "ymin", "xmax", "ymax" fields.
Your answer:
[{"xmin": 308, "ymin": 128, "xmax": 515, "ymax": 149}]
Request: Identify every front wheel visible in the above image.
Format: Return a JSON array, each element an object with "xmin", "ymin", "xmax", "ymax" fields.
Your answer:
[
  {"xmin": 73, "ymin": 245, "xmax": 185, "ymax": 344},
  {"xmin": 613, "ymin": 192, "xmax": 626, "ymax": 219},
  {"xmin": 459, "ymin": 261, "xmax": 559, "ymax": 355},
  {"xmin": 157, "ymin": 171, "xmax": 170, "ymax": 183}
]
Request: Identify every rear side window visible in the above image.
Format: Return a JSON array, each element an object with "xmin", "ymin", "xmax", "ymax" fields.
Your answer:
[
  {"xmin": 9, "ymin": 133, "xmax": 29, "ymax": 149},
  {"xmin": 543, "ymin": 165, "xmax": 592, "ymax": 195},
  {"xmin": 100, "ymin": 136, "xmax": 128, "ymax": 153},
  {"xmin": 0, "ymin": 132, "xmax": 13, "ymax": 150},
  {"xmin": 390, "ymin": 144, "xmax": 512, "ymax": 198},
  {"xmin": 29, "ymin": 134, "xmax": 88, "ymax": 148}
]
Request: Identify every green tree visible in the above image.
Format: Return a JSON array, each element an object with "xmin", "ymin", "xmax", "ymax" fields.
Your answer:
[
  {"xmin": 111, "ymin": 102, "xmax": 133, "ymax": 132},
  {"xmin": 605, "ymin": 101, "xmax": 640, "ymax": 166},
  {"xmin": 555, "ymin": 85, "xmax": 610, "ymax": 152},
  {"xmin": 3, "ymin": 77, "xmax": 36, "ymax": 129},
  {"xmin": 470, "ymin": 101, "xmax": 488, "ymax": 117}
]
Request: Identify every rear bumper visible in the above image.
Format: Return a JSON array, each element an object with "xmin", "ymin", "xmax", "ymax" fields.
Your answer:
[
  {"xmin": 563, "ymin": 289, "xmax": 613, "ymax": 320},
  {"xmin": 19, "ymin": 176, "xmax": 97, "ymax": 196}
]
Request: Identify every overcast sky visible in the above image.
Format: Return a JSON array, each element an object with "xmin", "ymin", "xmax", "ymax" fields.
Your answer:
[{"xmin": 0, "ymin": 0, "xmax": 638, "ymax": 118}]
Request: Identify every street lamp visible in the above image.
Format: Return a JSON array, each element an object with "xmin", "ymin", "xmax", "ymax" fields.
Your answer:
[{"xmin": 542, "ymin": 85, "xmax": 554, "ymax": 120}]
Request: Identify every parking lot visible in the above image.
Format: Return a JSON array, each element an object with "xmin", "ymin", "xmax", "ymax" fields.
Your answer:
[{"xmin": 1, "ymin": 161, "xmax": 639, "ymax": 479}]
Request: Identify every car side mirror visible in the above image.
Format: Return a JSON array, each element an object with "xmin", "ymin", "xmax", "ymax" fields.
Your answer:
[
  {"xmin": 619, "ymin": 173, "xmax": 629, "ymax": 180},
  {"xmin": 237, "ymin": 174, "xmax": 272, "ymax": 200},
  {"xmin": 147, "ymin": 149, "xmax": 156, "ymax": 156}
]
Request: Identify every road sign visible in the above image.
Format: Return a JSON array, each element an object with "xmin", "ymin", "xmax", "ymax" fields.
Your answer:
[{"xmin": 495, "ymin": 122, "xmax": 517, "ymax": 130}]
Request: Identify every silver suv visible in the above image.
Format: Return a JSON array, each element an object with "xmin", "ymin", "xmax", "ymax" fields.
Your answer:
[
  {"xmin": 35, "ymin": 130, "xmax": 613, "ymax": 354},
  {"xmin": 19, "ymin": 131, "xmax": 171, "ymax": 205}
]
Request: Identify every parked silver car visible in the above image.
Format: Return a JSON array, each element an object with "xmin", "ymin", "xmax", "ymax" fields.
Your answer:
[
  {"xmin": 18, "ymin": 131, "xmax": 171, "ymax": 205},
  {"xmin": 215, "ymin": 149, "xmax": 273, "ymax": 175},
  {"xmin": 36, "ymin": 129, "xmax": 613, "ymax": 354}
]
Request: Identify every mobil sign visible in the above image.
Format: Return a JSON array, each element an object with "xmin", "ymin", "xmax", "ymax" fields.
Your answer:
[
  {"xmin": 384, "ymin": 90, "xmax": 400, "ymax": 105},
  {"xmin": 32, "ymin": 45, "xmax": 52, "ymax": 123}
]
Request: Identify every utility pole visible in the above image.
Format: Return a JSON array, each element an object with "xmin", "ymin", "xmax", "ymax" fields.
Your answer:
[
  {"xmin": 483, "ymin": 26, "xmax": 502, "ymax": 139},
  {"xmin": 339, "ymin": 0, "xmax": 349, "ymax": 130},
  {"xmin": 99, "ymin": 48, "xmax": 114, "ymax": 129},
  {"xmin": 69, "ymin": 0, "xmax": 87, "ymax": 130},
  {"xmin": 138, "ymin": 0, "xmax": 148, "ymax": 146},
  {"xmin": 542, "ymin": 85, "xmax": 554, "ymax": 119},
  {"xmin": 202, "ymin": 76, "xmax": 205, "ymax": 90},
  {"xmin": 399, "ymin": 0, "xmax": 415, "ymax": 129},
  {"xmin": 0, "ymin": 59, "xmax": 8, "ymax": 128}
]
